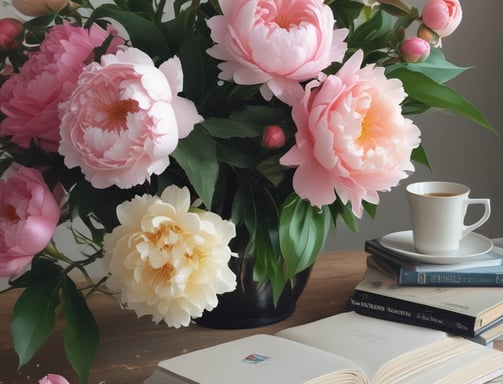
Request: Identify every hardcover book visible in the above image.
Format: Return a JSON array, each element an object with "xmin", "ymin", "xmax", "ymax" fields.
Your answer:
[
  {"xmin": 367, "ymin": 253, "xmax": 503, "ymax": 287},
  {"xmin": 364, "ymin": 238, "xmax": 503, "ymax": 273},
  {"xmin": 144, "ymin": 311, "xmax": 503, "ymax": 384},
  {"xmin": 350, "ymin": 265, "xmax": 503, "ymax": 336}
]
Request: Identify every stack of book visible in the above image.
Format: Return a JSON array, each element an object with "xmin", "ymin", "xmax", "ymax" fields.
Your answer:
[{"xmin": 349, "ymin": 237, "xmax": 503, "ymax": 346}]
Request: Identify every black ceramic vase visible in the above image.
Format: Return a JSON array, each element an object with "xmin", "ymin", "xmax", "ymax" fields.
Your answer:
[{"xmin": 195, "ymin": 255, "xmax": 312, "ymax": 329}]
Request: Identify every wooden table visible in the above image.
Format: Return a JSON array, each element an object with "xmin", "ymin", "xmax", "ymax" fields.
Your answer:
[{"xmin": 1, "ymin": 250, "xmax": 501, "ymax": 383}]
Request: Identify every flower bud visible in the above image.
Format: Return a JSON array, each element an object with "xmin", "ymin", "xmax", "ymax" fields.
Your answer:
[
  {"xmin": 39, "ymin": 374, "xmax": 70, "ymax": 384},
  {"xmin": 12, "ymin": 0, "xmax": 68, "ymax": 17},
  {"xmin": 0, "ymin": 18, "xmax": 23, "ymax": 51},
  {"xmin": 421, "ymin": 0, "xmax": 462, "ymax": 37},
  {"xmin": 399, "ymin": 36, "xmax": 431, "ymax": 63},
  {"xmin": 417, "ymin": 24, "xmax": 441, "ymax": 48},
  {"xmin": 262, "ymin": 125, "xmax": 286, "ymax": 149}
]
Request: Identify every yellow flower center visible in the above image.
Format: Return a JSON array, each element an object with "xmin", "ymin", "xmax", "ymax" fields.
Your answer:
[
  {"xmin": 150, "ymin": 263, "xmax": 176, "ymax": 285},
  {"xmin": 356, "ymin": 110, "xmax": 375, "ymax": 151}
]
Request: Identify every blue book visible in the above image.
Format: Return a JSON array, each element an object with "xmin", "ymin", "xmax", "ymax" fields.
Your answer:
[{"xmin": 365, "ymin": 239, "xmax": 503, "ymax": 287}]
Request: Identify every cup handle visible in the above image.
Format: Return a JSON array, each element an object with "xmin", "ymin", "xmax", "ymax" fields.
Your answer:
[{"xmin": 462, "ymin": 198, "xmax": 491, "ymax": 238}]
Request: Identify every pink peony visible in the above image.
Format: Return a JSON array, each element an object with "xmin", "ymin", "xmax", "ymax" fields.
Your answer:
[
  {"xmin": 422, "ymin": 0, "xmax": 462, "ymax": 37},
  {"xmin": 0, "ymin": 18, "xmax": 23, "ymax": 52},
  {"xmin": 0, "ymin": 166, "xmax": 60, "ymax": 277},
  {"xmin": 0, "ymin": 22, "xmax": 122, "ymax": 152},
  {"xmin": 280, "ymin": 50, "xmax": 421, "ymax": 217},
  {"xmin": 59, "ymin": 47, "xmax": 203, "ymax": 189},
  {"xmin": 38, "ymin": 374, "xmax": 70, "ymax": 384},
  {"xmin": 399, "ymin": 36, "xmax": 431, "ymax": 63},
  {"xmin": 206, "ymin": 0, "xmax": 348, "ymax": 106}
]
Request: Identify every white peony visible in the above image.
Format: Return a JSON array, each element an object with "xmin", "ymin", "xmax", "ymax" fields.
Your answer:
[{"xmin": 103, "ymin": 185, "xmax": 237, "ymax": 328}]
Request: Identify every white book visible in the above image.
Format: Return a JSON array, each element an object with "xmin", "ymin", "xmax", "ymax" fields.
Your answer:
[{"xmin": 144, "ymin": 311, "xmax": 503, "ymax": 384}]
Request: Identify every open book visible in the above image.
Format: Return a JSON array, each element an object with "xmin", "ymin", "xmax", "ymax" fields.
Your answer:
[{"xmin": 144, "ymin": 311, "xmax": 503, "ymax": 384}]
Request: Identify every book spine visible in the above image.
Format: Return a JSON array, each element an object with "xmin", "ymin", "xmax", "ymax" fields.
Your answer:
[
  {"xmin": 399, "ymin": 270, "xmax": 503, "ymax": 287},
  {"xmin": 349, "ymin": 290, "xmax": 478, "ymax": 336},
  {"xmin": 364, "ymin": 240, "xmax": 416, "ymax": 269}
]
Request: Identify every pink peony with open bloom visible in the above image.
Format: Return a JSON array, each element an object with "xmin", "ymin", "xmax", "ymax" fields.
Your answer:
[
  {"xmin": 206, "ymin": 0, "xmax": 348, "ymax": 106},
  {"xmin": 59, "ymin": 47, "xmax": 203, "ymax": 189},
  {"xmin": 0, "ymin": 166, "xmax": 60, "ymax": 277},
  {"xmin": 280, "ymin": 50, "xmax": 421, "ymax": 217},
  {"xmin": 0, "ymin": 22, "xmax": 122, "ymax": 152}
]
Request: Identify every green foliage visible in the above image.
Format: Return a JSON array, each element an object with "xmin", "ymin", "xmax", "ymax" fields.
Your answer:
[
  {"xmin": 11, "ymin": 264, "xmax": 99, "ymax": 384},
  {"xmin": 386, "ymin": 48, "xmax": 469, "ymax": 84},
  {"xmin": 90, "ymin": 4, "xmax": 172, "ymax": 60},
  {"xmin": 62, "ymin": 278, "xmax": 99, "ymax": 384},
  {"xmin": 11, "ymin": 279, "xmax": 61, "ymax": 367},
  {"xmin": 172, "ymin": 126, "xmax": 220, "ymax": 209},
  {"xmin": 389, "ymin": 68, "xmax": 494, "ymax": 132},
  {"xmin": 279, "ymin": 195, "xmax": 331, "ymax": 280}
]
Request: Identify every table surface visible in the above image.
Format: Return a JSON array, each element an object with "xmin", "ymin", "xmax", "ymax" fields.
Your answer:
[{"xmin": 1, "ymin": 250, "xmax": 502, "ymax": 383}]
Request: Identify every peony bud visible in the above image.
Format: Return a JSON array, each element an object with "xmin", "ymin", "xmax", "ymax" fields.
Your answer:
[
  {"xmin": 12, "ymin": 0, "xmax": 68, "ymax": 17},
  {"xmin": 399, "ymin": 36, "xmax": 431, "ymax": 63},
  {"xmin": 0, "ymin": 18, "xmax": 23, "ymax": 51},
  {"xmin": 39, "ymin": 374, "xmax": 70, "ymax": 384},
  {"xmin": 421, "ymin": 0, "xmax": 462, "ymax": 38},
  {"xmin": 417, "ymin": 24, "xmax": 441, "ymax": 48},
  {"xmin": 262, "ymin": 125, "xmax": 286, "ymax": 150}
]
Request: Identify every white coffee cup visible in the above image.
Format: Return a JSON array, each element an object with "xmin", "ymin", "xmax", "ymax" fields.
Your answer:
[{"xmin": 406, "ymin": 181, "xmax": 491, "ymax": 255}]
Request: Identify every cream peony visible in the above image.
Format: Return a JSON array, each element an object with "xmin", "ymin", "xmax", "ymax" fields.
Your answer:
[{"xmin": 103, "ymin": 185, "xmax": 237, "ymax": 328}]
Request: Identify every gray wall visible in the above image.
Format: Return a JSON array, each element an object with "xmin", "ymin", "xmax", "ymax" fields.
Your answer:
[{"xmin": 326, "ymin": 0, "xmax": 503, "ymax": 251}]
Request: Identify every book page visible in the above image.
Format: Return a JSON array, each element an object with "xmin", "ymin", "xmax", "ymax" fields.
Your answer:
[
  {"xmin": 156, "ymin": 334, "xmax": 368, "ymax": 384},
  {"xmin": 276, "ymin": 311, "xmax": 449, "ymax": 379}
]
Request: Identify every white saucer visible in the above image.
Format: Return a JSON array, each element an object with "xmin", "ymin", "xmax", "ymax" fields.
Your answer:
[{"xmin": 379, "ymin": 231, "xmax": 493, "ymax": 264}]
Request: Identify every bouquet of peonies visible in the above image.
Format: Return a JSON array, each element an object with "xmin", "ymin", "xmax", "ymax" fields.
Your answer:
[{"xmin": 0, "ymin": 0, "xmax": 493, "ymax": 382}]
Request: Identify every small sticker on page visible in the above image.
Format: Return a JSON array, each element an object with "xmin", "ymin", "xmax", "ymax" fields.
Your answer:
[{"xmin": 242, "ymin": 354, "xmax": 270, "ymax": 364}]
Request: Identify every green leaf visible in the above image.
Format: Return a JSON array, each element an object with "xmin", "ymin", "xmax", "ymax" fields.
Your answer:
[
  {"xmin": 216, "ymin": 139, "xmax": 260, "ymax": 168},
  {"xmin": 411, "ymin": 144, "xmax": 431, "ymax": 170},
  {"xmin": 62, "ymin": 277, "xmax": 99, "ymax": 384},
  {"xmin": 386, "ymin": 48, "xmax": 469, "ymax": 84},
  {"xmin": 9, "ymin": 257, "xmax": 63, "ymax": 288},
  {"xmin": 11, "ymin": 279, "xmax": 61, "ymax": 367},
  {"xmin": 256, "ymin": 154, "xmax": 286, "ymax": 187},
  {"xmin": 229, "ymin": 105, "xmax": 288, "ymax": 125},
  {"xmin": 91, "ymin": 5, "xmax": 171, "ymax": 59},
  {"xmin": 329, "ymin": 199, "xmax": 359, "ymax": 232},
  {"xmin": 172, "ymin": 126, "xmax": 219, "ymax": 208},
  {"xmin": 348, "ymin": 9, "xmax": 392, "ymax": 54},
  {"xmin": 201, "ymin": 117, "xmax": 264, "ymax": 139},
  {"xmin": 178, "ymin": 31, "xmax": 206, "ymax": 103},
  {"xmin": 388, "ymin": 68, "xmax": 494, "ymax": 132},
  {"xmin": 279, "ymin": 195, "xmax": 331, "ymax": 279},
  {"xmin": 362, "ymin": 201, "xmax": 377, "ymax": 220}
]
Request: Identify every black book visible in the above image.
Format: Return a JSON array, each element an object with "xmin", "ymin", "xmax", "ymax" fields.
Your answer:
[{"xmin": 349, "ymin": 265, "xmax": 503, "ymax": 337}]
